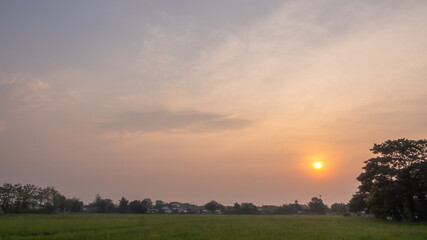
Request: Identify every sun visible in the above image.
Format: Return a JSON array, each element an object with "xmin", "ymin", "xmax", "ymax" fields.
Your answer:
[{"xmin": 314, "ymin": 162, "xmax": 322, "ymax": 169}]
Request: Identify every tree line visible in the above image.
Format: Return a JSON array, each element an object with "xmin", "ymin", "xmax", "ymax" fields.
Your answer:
[
  {"xmin": 0, "ymin": 183, "xmax": 346, "ymax": 215},
  {"xmin": 0, "ymin": 183, "xmax": 82, "ymax": 214}
]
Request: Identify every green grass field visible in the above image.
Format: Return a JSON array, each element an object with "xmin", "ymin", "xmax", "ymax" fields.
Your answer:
[{"xmin": 0, "ymin": 214, "xmax": 426, "ymax": 240}]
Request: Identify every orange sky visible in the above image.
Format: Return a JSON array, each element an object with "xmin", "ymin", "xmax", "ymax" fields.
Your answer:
[{"xmin": 1, "ymin": 0, "xmax": 427, "ymax": 205}]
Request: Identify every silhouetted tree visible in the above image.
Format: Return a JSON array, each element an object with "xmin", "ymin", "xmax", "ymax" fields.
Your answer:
[
  {"xmin": 155, "ymin": 200, "xmax": 165, "ymax": 210},
  {"xmin": 14, "ymin": 184, "xmax": 38, "ymax": 211},
  {"xmin": 129, "ymin": 200, "xmax": 147, "ymax": 214},
  {"xmin": 348, "ymin": 192, "xmax": 367, "ymax": 213},
  {"xmin": 308, "ymin": 197, "xmax": 327, "ymax": 214},
  {"xmin": 239, "ymin": 203, "xmax": 259, "ymax": 214},
  {"xmin": 142, "ymin": 198, "xmax": 152, "ymax": 209},
  {"xmin": 36, "ymin": 186, "xmax": 62, "ymax": 213},
  {"xmin": 278, "ymin": 201, "xmax": 301, "ymax": 214},
  {"xmin": 60, "ymin": 198, "xmax": 83, "ymax": 213},
  {"xmin": 0, "ymin": 183, "xmax": 15, "ymax": 213},
  {"xmin": 355, "ymin": 139, "xmax": 427, "ymax": 221},
  {"xmin": 204, "ymin": 200, "xmax": 220, "ymax": 212},
  {"xmin": 55, "ymin": 194, "xmax": 67, "ymax": 212},
  {"xmin": 0, "ymin": 183, "xmax": 68, "ymax": 213},
  {"xmin": 232, "ymin": 202, "xmax": 240, "ymax": 213},
  {"xmin": 118, "ymin": 197, "xmax": 129, "ymax": 213},
  {"xmin": 91, "ymin": 194, "xmax": 115, "ymax": 213},
  {"xmin": 331, "ymin": 203, "xmax": 349, "ymax": 215}
]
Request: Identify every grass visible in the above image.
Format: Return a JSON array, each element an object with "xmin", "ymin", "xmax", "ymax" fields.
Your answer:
[{"xmin": 0, "ymin": 214, "xmax": 426, "ymax": 240}]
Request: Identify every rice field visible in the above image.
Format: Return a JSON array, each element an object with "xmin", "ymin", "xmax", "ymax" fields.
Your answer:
[{"xmin": 0, "ymin": 214, "xmax": 426, "ymax": 240}]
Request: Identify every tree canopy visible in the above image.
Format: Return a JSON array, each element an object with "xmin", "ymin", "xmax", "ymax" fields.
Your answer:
[
  {"xmin": 352, "ymin": 138, "xmax": 427, "ymax": 221},
  {"xmin": 308, "ymin": 197, "xmax": 327, "ymax": 215},
  {"xmin": 0, "ymin": 183, "xmax": 81, "ymax": 213}
]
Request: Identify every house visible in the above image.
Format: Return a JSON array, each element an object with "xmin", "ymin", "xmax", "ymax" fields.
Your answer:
[
  {"xmin": 170, "ymin": 202, "xmax": 181, "ymax": 208},
  {"xmin": 147, "ymin": 208, "xmax": 159, "ymax": 214},
  {"xmin": 178, "ymin": 203, "xmax": 201, "ymax": 214},
  {"xmin": 172, "ymin": 207, "xmax": 181, "ymax": 213},
  {"xmin": 162, "ymin": 206, "xmax": 172, "ymax": 214},
  {"xmin": 185, "ymin": 205, "xmax": 202, "ymax": 214}
]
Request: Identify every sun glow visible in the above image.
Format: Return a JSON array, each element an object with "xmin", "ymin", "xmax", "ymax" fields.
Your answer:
[{"xmin": 314, "ymin": 162, "xmax": 322, "ymax": 169}]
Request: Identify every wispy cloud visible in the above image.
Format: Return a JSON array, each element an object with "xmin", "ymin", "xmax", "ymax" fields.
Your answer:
[
  {"xmin": 98, "ymin": 110, "xmax": 251, "ymax": 133},
  {"xmin": 0, "ymin": 72, "xmax": 53, "ymax": 110}
]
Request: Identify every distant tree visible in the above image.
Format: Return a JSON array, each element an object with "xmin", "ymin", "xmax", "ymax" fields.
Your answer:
[
  {"xmin": 91, "ymin": 194, "xmax": 115, "ymax": 213},
  {"xmin": 355, "ymin": 139, "xmax": 427, "ymax": 221},
  {"xmin": 232, "ymin": 202, "xmax": 241, "ymax": 213},
  {"xmin": 142, "ymin": 198, "xmax": 152, "ymax": 209},
  {"xmin": 55, "ymin": 194, "xmax": 67, "ymax": 212},
  {"xmin": 294, "ymin": 200, "xmax": 302, "ymax": 212},
  {"xmin": 36, "ymin": 186, "xmax": 62, "ymax": 213},
  {"xmin": 155, "ymin": 200, "xmax": 164, "ymax": 209},
  {"xmin": 14, "ymin": 184, "xmax": 39, "ymax": 211},
  {"xmin": 308, "ymin": 197, "xmax": 327, "ymax": 215},
  {"xmin": 129, "ymin": 200, "xmax": 147, "ymax": 214},
  {"xmin": 239, "ymin": 203, "xmax": 259, "ymax": 214},
  {"xmin": 64, "ymin": 198, "xmax": 84, "ymax": 212},
  {"xmin": 118, "ymin": 197, "xmax": 129, "ymax": 213},
  {"xmin": 204, "ymin": 200, "xmax": 220, "ymax": 212},
  {"xmin": 1, "ymin": 183, "xmax": 67, "ymax": 214},
  {"xmin": 278, "ymin": 202, "xmax": 301, "ymax": 215},
  {"xmin": 331, "ymin": 203, "xmax": 349, "ymax": 215},
  {"xmin": 0, "ymin": 183, "xmax": 15, "ymax": 213}
]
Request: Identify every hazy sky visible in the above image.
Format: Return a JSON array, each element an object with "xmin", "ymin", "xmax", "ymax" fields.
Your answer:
[{"xmin": 1, "ymin": 0, "xmax": 427, "ymax": 206}]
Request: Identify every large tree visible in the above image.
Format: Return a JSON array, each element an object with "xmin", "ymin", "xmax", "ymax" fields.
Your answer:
[
  {"xmin": 308, "ymin": 197, "xmax": 327, "ymax": 215},
  {"xmin": 354, "ymin": 139, "xmax": 427, "ymax": 221}
]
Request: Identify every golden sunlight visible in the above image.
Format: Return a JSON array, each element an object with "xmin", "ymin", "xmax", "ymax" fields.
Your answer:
[{"xmin": 314, "ymin": 162, "xmax": 322, "ymax": 169}]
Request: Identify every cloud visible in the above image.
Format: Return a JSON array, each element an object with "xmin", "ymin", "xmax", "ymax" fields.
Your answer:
[
  {"xmin": 98, "ymin": 110, "xmax": 251, "ymax": 133},
  {"xmin": 0, "ymin": 71, "xmax": 53, "ymax": 110}
]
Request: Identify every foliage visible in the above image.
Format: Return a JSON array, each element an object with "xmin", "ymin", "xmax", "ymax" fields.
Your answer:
[
  {"xmin": 155, "ymin": 200, "xmax": 165, "ymax": 209},
  {"xmin": 63, "ymin": 198, "xmax": 84, "ymax": 213},
  {"xmin": 278, "ymin": 201, "xmax": 301, "ymax": 214},
  {"xmin": 118, "ymin": 197, "xmax": 129, "ymax": 213},
  {"xmin": 91, "ymin": 194, "xmax": 115, "ymax": 213},
  {"xmin": 330, "ymin": 203, "xmax": 349, "ymax": 215},
  {"xmin": 238, "ymin": 203, "xmax": 259, "ymax": 214},
  {"xmin": 353, "ymin": 139, "xmax": 427, "ymax": 221},
  {"xmin": 225, "ymin": 202, "xmax": 259, "ymax": 214},
  {"xmin": 231, "ymin": 202, "xmax": 240, "ymax": 213},
  {"xmin": 204, "ymin": 200, "xmax": 221, "ymax": 211},
  {"xmin": 142, "ymin": 198, "xmax": 152, "ymax": 209},
  {"xmin": 0, "ymin": 183, "xmax": 15, "ymax": 213},
  {"xmin": 348, "ymin": 192, "xmax": 367, "ymax": 213},
  {"xmin": 0, "ymin": 183, "xmax": 65, "ymax": 213},
  {"xmin": 128, "ymin": 200, "xmax": 147, "ymax": 214},
  {"xmin": 308, "ymin": 197, "xmax": 327, "ymax": 215}
]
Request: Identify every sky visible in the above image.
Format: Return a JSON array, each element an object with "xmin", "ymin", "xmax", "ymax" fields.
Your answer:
[{"xmin": 1, "ymin": 0, "xmax": 427, "ymax": 206}]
